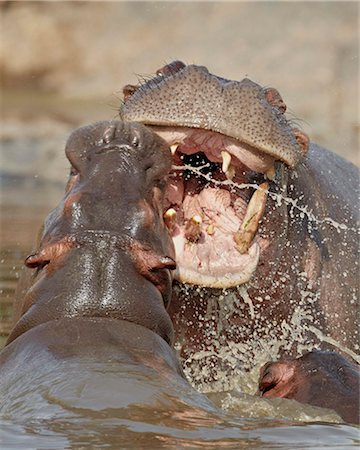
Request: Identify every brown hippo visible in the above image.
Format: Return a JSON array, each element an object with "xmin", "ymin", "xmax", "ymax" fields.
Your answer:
[
  {"xmin": 0, "ymin": 120, "xmax": 215, "ymax": 422},
  {"xmin": 120, "ymin": 62, "xmax": 359, "ymax": 414},
  {"xmin": 258, "ymin": 351, "xmax": 360, "ymax": 424}
]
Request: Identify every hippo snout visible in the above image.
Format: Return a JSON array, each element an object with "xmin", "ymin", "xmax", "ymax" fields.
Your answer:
[{"xmin": 7, "ymin": 121, "xmax": 176, "ymax": 347}]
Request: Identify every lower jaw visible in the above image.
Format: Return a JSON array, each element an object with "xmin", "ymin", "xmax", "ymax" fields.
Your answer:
[
  {"xmin": 173, "ymin": 241, "xmax": 260, "ymax": 289},
  {"xmin": 165, "ymin": 178, "xmax": 272, "ymax": 289},
  {"xmin": 160, "ymin": 133, "xmax": 289, "ymax": 290}
]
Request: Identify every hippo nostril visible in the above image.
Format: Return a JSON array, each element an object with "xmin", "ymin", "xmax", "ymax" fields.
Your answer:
[
  {"xmin": 101, "ymin": 124, "xmax": 117, "ymax": 144},
  {"xmin": 131, "ymin": 129, "xmax": 140, "ymax": 148},
  {"xmin": 156, "ymin": 60, "xmax": 186, "ymax": 77}
]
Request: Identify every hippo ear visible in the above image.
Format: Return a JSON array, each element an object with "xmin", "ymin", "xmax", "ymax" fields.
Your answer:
[
  {"xmin": 25, "ymin": 252, "xmax": 50, "ymax": 269},
  {"xmin": 149, "ymin": 255, "xmax": 177, "ymax": 272},
  {"xmin": 128, "ymin": 240, "xmax": 176, "ymax": 289},
  {"xmin": 257, "ymin": 361, "xmax": 295, "ymax": 398},
  {"xmin": 129, "ymin": 241, "xmax": 176, "ymax": 274},
  {"xmin": 24, "ymin": 239, "xmax": 75, "ymax": 269}
]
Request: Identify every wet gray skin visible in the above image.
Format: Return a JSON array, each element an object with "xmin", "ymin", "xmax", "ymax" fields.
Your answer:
[
  {"xmin": 0, "ymin": 121, "xmax": 217, "ymax": 421},
  {"xmin": 8, "ymin": 120, "xmax": 176, "ymax": 345},
  {"xmin": 121, "ymin": 62, "xmax": 359, "ymax": 411}
]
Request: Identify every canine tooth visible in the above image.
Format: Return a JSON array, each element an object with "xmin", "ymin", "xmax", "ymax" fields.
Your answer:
[
  {"xmin": 234, "ymin": 182, "xmax": 269, "ymax": 254},
  {"xmin": 265, "ymin": 166, "xmax": 275, "ymax": 180},
  {"xmin": 185, "ymin": 215, "xmax": 202, "ymax": 242},
  {"xmin": 163, "ymin": 208, "xmax": 177, "ymax": 231},
  {"xmin": 225, "ymin": 165, "xmax": 236, "ymax": 181},
  {"xmin": 170, "ymin": 144, "xmax": 178, "ymax": 155},
  {"xmin": 206, "ymin": 224, "xmax": 215, "ymax": 235},
  {"xmin": 191, "ymin": 215, "xmax": 202, "ymax": 225},
  {"xmin": 221, "ymin": 151, "xmax": 232, "ymax": 173}
]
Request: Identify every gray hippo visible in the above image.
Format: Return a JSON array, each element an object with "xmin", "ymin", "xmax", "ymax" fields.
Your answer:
[
  {"xmin": 0, "ymin": 121, "xmax": 214, "ymax": 424},
  {"xmin": 120, "ymin": 62, "xmax": 359, "ymax": 418}
]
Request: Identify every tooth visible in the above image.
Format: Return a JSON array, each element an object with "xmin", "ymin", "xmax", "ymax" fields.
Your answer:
[
  {"xmin": 163, "ymin": 208, "xmax": 177, "ymax": 231},
  {"xmin": 191, "ymin": 215, "xmax": 202, "ymax": 225},
  {"xmin": 221, "ymin": 151, "xmax": 232, "ymax": 173},
  {"xmin": 185, "ymin": 215, "xmax": 202, "ymax": 242},
  {"xmin": 170, "ymin": 144, "xmax": 178, "ymax": 155},
  {"xmin": 234, "ymin": 182, "xmax": 268, "ymax": 254},
  {"xmin": 265, "ymin": 166, "xmax": 275, "ymax": 180},
  {"xmin": 206, "ymin": 224, "xmax": 215, "ymax": 235},
  {"xmin": 225, "ymin": 165, "xmax": 236, "ymax": 181}
]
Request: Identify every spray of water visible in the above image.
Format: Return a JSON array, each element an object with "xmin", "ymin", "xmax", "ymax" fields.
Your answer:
[{"xmin": 171, "ymin": 162, "xmax": 359, "ymax": 410}]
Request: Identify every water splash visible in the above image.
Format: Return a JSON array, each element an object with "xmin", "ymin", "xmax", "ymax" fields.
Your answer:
[
  {"xmin": 176, "ymin": 272, "xmax": 357, "ymax": 397},
  {"xmin": 172, "ymin": 164, "xmax": 358, "ymax": 233}
]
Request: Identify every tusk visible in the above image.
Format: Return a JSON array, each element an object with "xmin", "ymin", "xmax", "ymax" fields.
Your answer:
[
  {"xmin": 185, "ymin": 215, "xmax": 202, "ymax": 242},
  {"xmin": 163, "ymin": 208, "xmax": 177, "ymax": 231},
  {"xmin": 234, "ymin": 182, "xmax": 268, "ymax": 254},
  {"xmin": 170, "ymin": 144, "xmax": 178, "ymax": 155},
  {"xmin": 265, "ymin": 166, "xmax": 275, "ymax": 181},
  {"xmin": 206, "ymin": 223, "xmax": 215, "ymax": 235},
  {"xmin": 221, "ymin": 150, "xmax": 232, "ymax": 173},
  {"xmin": 225, "ymin": 165, "xmax": 236, "ymax": 181}
]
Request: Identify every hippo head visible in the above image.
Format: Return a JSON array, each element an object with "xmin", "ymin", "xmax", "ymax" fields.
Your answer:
[
  {"xmin": 8, "ymin": 121, "xmax": 176, "ymax": 345},
  {"xmin": 120, "ymin": 61, "xmax": 310, "ymax": 288}
]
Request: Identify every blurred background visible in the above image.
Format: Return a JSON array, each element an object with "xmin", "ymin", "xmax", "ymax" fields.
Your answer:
[{"xmin": 0, "ymin": 1, "xmax": 359, "ymax": 341}]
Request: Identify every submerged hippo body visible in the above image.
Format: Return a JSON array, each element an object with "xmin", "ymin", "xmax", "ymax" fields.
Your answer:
[
  {"xmin": 121, "ymin": 63, "xmax": 359, "ymax": 392},
  {"xmin": 0, "ymin": 121, "xmax": 212, "ymax": 422},
  {"xmin": 258, "ymin": 351, "xmax": 360, "ymax": 424}
]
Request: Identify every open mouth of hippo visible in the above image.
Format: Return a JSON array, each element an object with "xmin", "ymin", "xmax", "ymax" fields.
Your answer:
[
  {"xmin": 157, "ymin": 126, "xmax": 273, "ymax": 288},
  {"xmin": 121, "ymin": 61, "xmax": 308, "ymax": 289}
]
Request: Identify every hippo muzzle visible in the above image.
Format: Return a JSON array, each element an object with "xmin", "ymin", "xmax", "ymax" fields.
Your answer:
[{"xmin": 7, "ymin": 121, "xmax": 177, "ymax": 346}]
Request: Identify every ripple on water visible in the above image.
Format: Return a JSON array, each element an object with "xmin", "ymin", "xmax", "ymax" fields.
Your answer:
[
  {"xmin": 0, "ymin": 164, "xmax": 359, "ymax": 448},
  {"xmin": 0, "ymin": 416, "xmax": 359, "ymax": 449}
]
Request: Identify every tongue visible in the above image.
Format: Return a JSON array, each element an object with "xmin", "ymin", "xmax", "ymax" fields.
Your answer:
[
  {"xmin": 183, "ymin": 187, "xmax": 241, "ymax": 234},
  {"xmin": 165, "ymin": 176, "xmax": 184, "ymax": 207}
]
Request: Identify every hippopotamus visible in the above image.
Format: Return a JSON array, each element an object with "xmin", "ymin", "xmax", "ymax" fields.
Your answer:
[
  {"xmin": 258, "ymin": 350, "xmax": 360, "ymax": 424},
  {"xmin": 0, "ymin": 120, "xmax": 213, "ymax": 422},
  {"xmin": 120, "ymin": 61, "xmax": 359, "ymax": 415},
  {"xmin": 2, "ymin": 119, "xmax": 358, "ymax": 426}
]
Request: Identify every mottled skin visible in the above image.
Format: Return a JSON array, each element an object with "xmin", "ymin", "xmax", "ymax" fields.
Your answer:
[
  {"xmin": 121, "ymin": 62, "xmax": 360, "ymax": 419},
  {"xmin": 258, "ymin": 351, "xmax": 360, "ymax": 424},
  {"xmin": 0, "ymin": 121, "xmax": 210, "ymax": 419},
  {"xmin": 122, "ymin": 62, "xmax": 303, "ymax": 167}
]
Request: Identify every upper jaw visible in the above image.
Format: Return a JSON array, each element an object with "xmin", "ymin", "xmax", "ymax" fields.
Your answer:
[
  {"xmin": 120, "ymin": 61, "xmax": 309, "ymax": 168},
  {"xmin": 149, "ymin": 126, "xmax": 276, "ymax": 177}
]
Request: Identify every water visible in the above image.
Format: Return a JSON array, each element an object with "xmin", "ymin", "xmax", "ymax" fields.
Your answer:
[
  {"xmin": 1, "ymin": 417, "xmax": 358, "ymax": 449},
  {"xmin": 1, "ymin": 114, "xmax": 359, "ymax": 448},
  {"xmin": 1, "ymin": 418, "xmax": 359, "ymax": 449}
]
